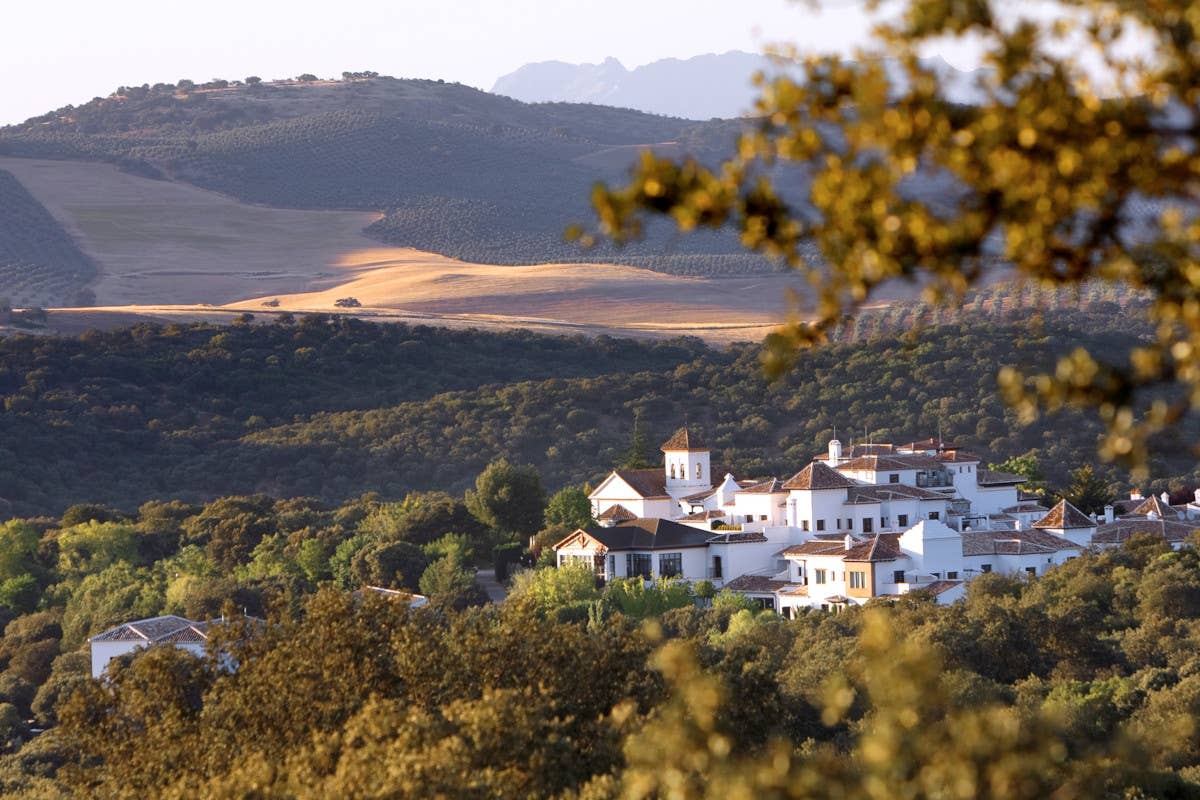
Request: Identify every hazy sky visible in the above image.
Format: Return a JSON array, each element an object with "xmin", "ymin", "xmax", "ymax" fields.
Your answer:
[{"xmin": 0, "ymin": 0, "xmax": 962, "ymax": 125}]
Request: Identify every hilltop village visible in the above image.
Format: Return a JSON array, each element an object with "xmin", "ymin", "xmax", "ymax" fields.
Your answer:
[{"xmin": 554, "ymin": 427, "xmax": 1200, "ymax": 614}]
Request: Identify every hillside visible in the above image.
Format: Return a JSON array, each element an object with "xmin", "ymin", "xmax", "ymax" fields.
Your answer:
[
  {"xmin": 0, "ymin": 77, "xmax": 777, "ymax": 273},
  {"xmin": 0, "ymin": 295, "xmax": 1188, "ymax": 518},
  {"xmin": 0, "ymin": 169, "xmax": 95, "ymax": 308}
]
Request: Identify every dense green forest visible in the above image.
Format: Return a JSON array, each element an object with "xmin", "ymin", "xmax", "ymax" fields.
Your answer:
[
  {"xmin": 0, "ymin": 77, "xmax": 784, "ymax": 272},
  {"xmin": 0, "ymin": 172, "xmax": 95, "ymax": 309},
  {"xmin": 0, "ymin": 292, "xmax": 1192, "ymax": 519}
]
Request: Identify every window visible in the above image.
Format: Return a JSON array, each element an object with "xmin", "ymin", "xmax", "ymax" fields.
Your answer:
[
  {"xmin": 816, "ymin": 519, "xmax": 825, "ymax": 531},
  {"xmin": 745, "ymin": 514, "xmax": 753, "ymax": 523},
  {"xmin": 929, "ymin": 511, "xmax": 940, "ymax": 520},
  {"xmin": 947, "ymin": 571, "xmax": 958, "ymax": 579},
  {"xmin": 981, "ymin": 564, "xmax": 992, "ymax": 573},
  {"xmin": 608, "ymin": 555, "xmax": 615, "ymax": 576},
  {"xmin": 711, "ymin": 556, "xmax": 723, "ymax": 579},
  {"xmin": 1026, "ymin": 566, "xmax": 1037, "ymax": 576},
  {"xmin": 814, "ymin": 569, "xmax": 827, "ymax": 584},
  {"xmin": 881, "ymin": 517, "xmax": 890, "ymax": 528},
  {"xmin": 849, "ymin": 571, "xmax": 867, "ymax": 588},
  {"xmin": 670, "ymin": 464, "xmax": 676, "ymax": 479},
  {"xmin": 626, "ymin": 554, "xmax": 652, "ymax": 579},
  {"xmin": 802, "ymin": 520, "xmax": 809, "ymax": 531},
  {"xmin": 696, "ymin": 463, "xmax": 703, "ymax": 479},
  {"xmin": 889, "ymin": 473, "xmax": 900, "ymax": 483},
  {"xmin": 893, "ymin": 569, "xmax": 905, "ymax": 583},
  {"xmin": 760, "ymin": 514, "xmax": 768, "ymax": 521},
  {"xmin": 847, "ymin": 518, "xmax": 854, "ymax": 529},
  {"xmin": 659, "ymin": 553, "xmax": 683, "ymax": 578},
  {"xmin": 898, "ymin": 514, "xmax": 909, "ymax": 527},
  {"xmin": 863, "ymin": 517, "xmax": 874, "ymax": 533}
]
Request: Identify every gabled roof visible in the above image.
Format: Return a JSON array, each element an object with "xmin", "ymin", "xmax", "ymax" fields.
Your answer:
[
  {"xmin": 780, "ymin": 540, "xmax": 849, "ymax": 557},
  {"xmin": 783, "ymin": 461, "xmax": 859, "ymax": 490},
  {"xmin": 961, "ymin": 529, "xmax": 1079, "ymax": 556},
  {"xmin": 936, "ymin": 450, "xmax": 983, "ymax": 463},
  {"xmin": 706, "ymin": 531, "xmax": 769, "ymax": 543},
  {"xmin": 661, "ymin": 427, "xmax": 707, "ymax": 452},
  {"xmin": 1032, "ymin": 500, "xmax": 1096, "ymax": 530},
  {"xmin": 596, "ymin": 504, "xmax": 637, "ymax": 521},
  {"xmin": 845, "ymin": 484, "xmax": 948, "ymax": 504},
  {"xmin": 916, "ymin": 580, "xmax": 963, "ymax": 595},
  {"xmin": 738, "ymin": 478, "xmax": 787, "ymax": 494},
  {"xmin": 569, "ymin": 518, "xmax": 714, "ymax": 551},
  {"xmin": 91, "ymin": 615, "xmax": 205, "ymax": 644},
  {"xmin": 1093, "ymin": 519, "xmax": 1197, "ymax": 545},
  {"xmin": 605, "ymin": 469, "xmax": 669, "ymax": 499},
  {"xmin": 844, "ymin": 534, "xmax": 902, "ymax": 562},
  {"xmin": 903, "ymin": 438, "xmax": 961, "ymax": 452},
  {"xmin": 722, "ymin": 574, "xmax": 790, "ymax": 594},
  {"xmin": 976, "ymin": 469, "xmax": 1027, "ymax": 486},
  {"xmin": 1130, "ymin": 495, "xmax": 1180, "ymax": 520},
  {"xmin": 839, "ymin": 454, "xmax": 943, "ymax": 471}
]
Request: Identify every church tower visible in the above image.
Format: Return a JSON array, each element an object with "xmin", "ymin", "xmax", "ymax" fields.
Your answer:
[{"xmin": 661, "ymin": 426, "xmax": 711, "ymax": 499}]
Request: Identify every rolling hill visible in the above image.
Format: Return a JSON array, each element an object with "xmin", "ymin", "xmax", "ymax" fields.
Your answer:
[{"xmin": 0, "ymin": 77, "xmax": 778, "ymax": 276}]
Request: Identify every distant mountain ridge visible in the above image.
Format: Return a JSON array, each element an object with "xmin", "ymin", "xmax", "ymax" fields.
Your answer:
[
  {"xmin": 493, "ymin": 52, "xmax": 774, "ymax": 120},
  {"xmin": 492, "ymin": 51, "xmax": 989, "ymax": 119}
]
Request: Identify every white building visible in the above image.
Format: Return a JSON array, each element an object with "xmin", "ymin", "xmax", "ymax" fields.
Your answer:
[
  {"xmin": 564, "ymin": 424, "xmax": 1200, "ymax": 613},
  {"xmin": 90, "ymin": 615, "xmax": 221, "ymax": 679}
]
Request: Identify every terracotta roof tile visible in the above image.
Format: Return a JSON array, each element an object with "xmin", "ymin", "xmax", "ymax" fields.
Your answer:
[
  {"xmin": 612, "ymin": 469, "xmax": 669, "ymax": 499},
  {"xmin": 1094, "ymin": 519, "xmax": 1197, "ymax": 545},
  {"xmin": 1032, "ymin": 500, "xmax": 1096, "ymax": 530},
  {"xmin": 844, "ymin": 534, "xmax": 902, "ymax": 562},
  {"xmin": 845, "ymin": 484, "xmax": 948, "ymax": 504},
  {"xmin": 596, "ymin": 504, "xmax": 637, "ymax": 521},
  {"xmin": 976, "ymin": 469, "xmax": 1027, "ymax": 486},
  {"xmin": 781, "ymin": 540, "xmax": 849, "ymax": 557},
  {"xmin": 839, "ymin": 454, "xmax": 943, "ymax": 471},
  {"xmin": 738, "ymin": 478, "xmax": 786, "ymax": 494},
  {"xmin": 723, "ymin": 574, "xmax": 790, "ymax": 593},
  {"xmin": 1130, "ymin": 495, "xmax": 1181, "ymax": 520},
  {"xmin": 707, "ymin": 531, "xmax": 769, "ymax": 543},
  {"xmin": 661, "ymin": 427, "xmax": 707, "ymax": 452},
  {"xmin": 783, "ymin": 461, "xmax": 860, "ymax": 490}
]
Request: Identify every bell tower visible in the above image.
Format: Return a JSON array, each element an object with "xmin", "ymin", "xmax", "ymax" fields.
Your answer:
[{"xmin": 661, "ymin": 426, "xmax": 711, "ymax": 499}]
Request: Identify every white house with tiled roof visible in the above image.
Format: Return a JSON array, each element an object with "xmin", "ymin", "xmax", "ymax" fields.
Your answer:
[
  {"xmin": 90, "ymin": 615, "xmax": 228, "ymax": 679},
  {"xmin": 570, "ymin": 425, "xmax": 1200, "ymax": 613}
]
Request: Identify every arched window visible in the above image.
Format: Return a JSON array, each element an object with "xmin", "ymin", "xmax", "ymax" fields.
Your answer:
[
  {"xmin": 670, "ymin": 464, "xmax": 676, "ymax": 479},
  {"xmin": 695, "ymin": 463, "xmax": 702, "ymax": 479}
]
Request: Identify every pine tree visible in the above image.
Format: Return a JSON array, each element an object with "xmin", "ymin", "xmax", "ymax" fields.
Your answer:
[{"xmin": 620, "ymin": 413, "xmax": 653, "ymax": 469}]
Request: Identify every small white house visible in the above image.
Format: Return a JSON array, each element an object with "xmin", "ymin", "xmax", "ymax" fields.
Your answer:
[{"xmin": 90, "ymin": 615, "xmax": 216, "ymax": 679}]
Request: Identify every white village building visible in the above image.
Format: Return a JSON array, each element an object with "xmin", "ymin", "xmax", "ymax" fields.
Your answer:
[
  {"xmin": 557, "ymin": 426, "xmax": 1200, "ymax": 614},
  {"xmin": 90, "ymin": 615, "xmax": 223, "ymax": 679}
]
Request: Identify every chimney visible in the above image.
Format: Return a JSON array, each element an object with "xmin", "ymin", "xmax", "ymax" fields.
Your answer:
[
  {"xmin": 827, "ymin": 439, "xmax": 843, "ymax": 466},
  {"xmin": 1194, "ymin": 488, "xmax": 1200, "ymax": 505},
  {"xmin": 1130, "ymin": 489, "xmax": 1143, "ymax": 501},
  {"xmin": 1104, "ymin": 504, "xmax": 1114, "ymax": 524},
  {"xmin": 844, "ymin": 534, "xmax": 853, "ymax": 550},
  {"xmin": 1162, "ymin": 491, "xmax": 1171, "ymax": 505}
]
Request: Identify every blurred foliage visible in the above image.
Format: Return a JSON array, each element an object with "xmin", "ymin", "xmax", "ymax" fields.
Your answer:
[{"xmin": 590, "ymin": 0, "xmax": 1200, "ymax": 477}]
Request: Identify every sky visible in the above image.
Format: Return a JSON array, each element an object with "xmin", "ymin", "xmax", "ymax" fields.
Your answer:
[{"xmin": 0, "ymin": 0, "xmax": 967, "ymax": 126}]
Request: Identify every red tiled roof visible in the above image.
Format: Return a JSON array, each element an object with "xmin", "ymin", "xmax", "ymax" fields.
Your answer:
[
  {"xmin": 845, "ymin": 484, "xmax": 948, "ymax": 504},
  {"xmin": 724, "ymin": 574, "xmax": 790, "ymax": 593},
  {"xmin": 904, "ymin": 438, "xmax": 961, "ymax": 452},
  {"xmin": 611, "ymin": 469, "xmax": 669, "ymax": 499},
  {"xmin": 1130, "ymin": 495, "xmax": 1180, "ymax": 520},
  {"xmin": 916, "ymin": 580, "xmax": 962, "ymax": 595},
  {"xmin": 1032, "ymin": 500, "xmax": 1095, "ymax": 530},
  {"xmin": 783, "ymin": 461, "xmax": 859, "ymax": 490},
  {"xmin": 738, "ymin": 478, "xmax": 786, "ymax": 494},
  {"xmin": 976, "ymin": 469, "xmax": 1027, "ymax": 486},
  {"xmin": 961, "ymin": 529, "xmax": 1079, "ymax": 556},
  {"xmin": 1093, "ymin": 519, "xmax": 1197, "ymax": 545},
  {"xmin": 839, "ymin": 454, "xmax": 943, "ymax": 471},
  {"xmin": 781, "ymin": 540, "xmax": 849, "ymax": 557},
  {"xmin": 661, "ymin": 427, "xmax": 707, "ymax": 452},
  {"xmin": 844, "ymin": 534, "xmax": 902, "ymax": 562},
  {"xmin": 936, "ymin": 450, "xmax": 983, "ymax": 463},
  {"xmin": 596, "ymin": 504, "xmax": 637, "ymax": 521}
]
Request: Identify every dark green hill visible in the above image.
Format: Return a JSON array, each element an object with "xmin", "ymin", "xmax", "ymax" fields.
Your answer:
[
  {"xmin": 0, "ymin": 170, "xmax": 96, "ymax": 308},
  {"xmin": 0, "ymin": 297, "xmax": 1189, "ymax": 517},
  {"xmin": 0, "ymin": 77, "xmax": 778, "ymax": 272}
]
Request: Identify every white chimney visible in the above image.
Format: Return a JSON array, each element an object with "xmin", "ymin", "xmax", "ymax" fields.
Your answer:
[
  {"xmin": 1104, "ymin": 504, "xmax": 1114, "ymax": 524},
  {"xmin": 844, "ymin": 534, "xmax": 853, "ymax": 550},
  {"xmin": 1194, "ymin": 488, "xmax": 1200, "ymax": 505},
  {"xmin": 1162, "ymin": 491, "xmax": 1171, "ymax": 504},
  {"xmin": 827, "ymin": 439, "xmax": 843, "ymax": 466},
  {"xmin": 1148, "ymin": 511, "xmax": 1160, "ymax": 521},
  {"xmin": 1130, "ymin": 490, "xmax": 1143, "ymax": 501}
]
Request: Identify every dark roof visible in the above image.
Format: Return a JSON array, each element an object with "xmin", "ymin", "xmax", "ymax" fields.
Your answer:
[
  {"xmin": 738, "ymin": 478, "xmax": 786, "ymax": 494},
  {"xmin": 661, "ymin": 427, "xmax": 707, "ymax": 452},
  {"xmin": 783, "ymin": 461, "xmax": 859, "ymax": 490},
  {"xmin": 1002, "ymin": 501, "xmax": 1049, "ymax": 514},
  {"xmin": 976, "ymin": 469, "xmax": 1027, "ymax": 486},
  {"xmin": 961, "ymin": 529, "xmax": 1079, "ymax": 556},
  {"xmin": 844, "ymin": 534, "xmax": 902, "ymax": 562},
  {"xmin": 596, "ymin": 504, "xmax": 637, "ymax": 521},
  {"xmin": 1093, "ymin": 519, "xmax": 1197, "ymax": 545},
  {"xmin": 839, "ymin": 454, "xmax": 943, "ymax": 471},
  {"xmin": 723, "ymin": 574, "xmax": 790, "ymax": 594},
  {"xmin": 916, "ymin": 580, "xmax": 963, "ymax": 595},
  {"xmin": 680, "ymin": 510, "xmax": 726, "ymax": 521},
  {"xmin": 845, "ymin": 484, "xmax": 947, "ymax": 504},
  {"xmin": 1130, "ymin": 495, "xmax": 1180, "ymax": 520},
  {"xmin": 848, "ymin": 443, "xmax": 896, "ymax": 456},
  {"xmin": 610, "ymin": 469, "xmax": 669, "ymax": 499},
  {"xmin": 680, "ymin": 488, "xmax": 716, "ymax": 503},
  {"xmin": 577, "ymin": 518, "xmax": 713, "ymax": 551},
  {"xmin": 706, "ymin": 531, "xmax": 769, "ymax": 543},
  {"xmin": 1032, "ymin": 500, "xmax": 1096, "ymax": 530}
]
